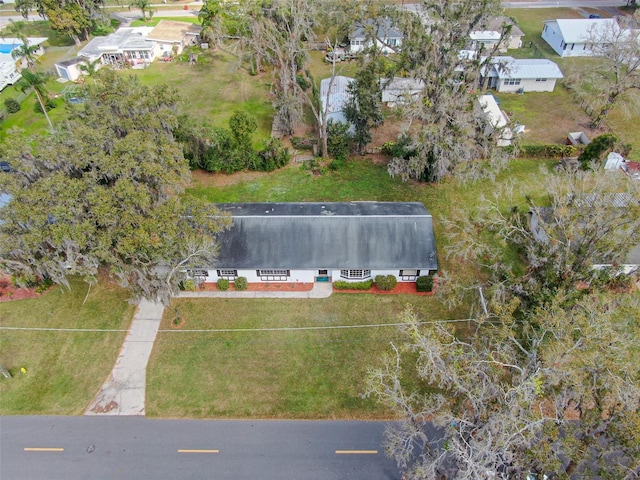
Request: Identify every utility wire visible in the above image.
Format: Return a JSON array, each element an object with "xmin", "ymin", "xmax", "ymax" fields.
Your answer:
[{"xmin": 0, "ymin": 318, "xmax": 476, "ymax": 334}]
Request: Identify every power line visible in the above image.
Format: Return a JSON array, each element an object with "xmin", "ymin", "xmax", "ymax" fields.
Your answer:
[{"xmin": 0, "ymin": 318, "xmax": 476, "ymax": 334}]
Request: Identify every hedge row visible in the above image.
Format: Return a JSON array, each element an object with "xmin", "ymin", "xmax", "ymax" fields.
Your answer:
[
  {"xmin": 516, "ymin": 144, "xmax": 578, "ymax": 158},
  {"xmin": 333, "ymin": 279, "xmax": 374, "ymax": 290}
]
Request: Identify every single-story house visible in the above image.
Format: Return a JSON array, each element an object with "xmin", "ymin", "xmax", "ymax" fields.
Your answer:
[
  {"xmin": 0, "ymin": 60, "xmax": 21, "ymax": 91},
  {"xmin": 481, "ymin": 56, "xmax": 563, "ymax": 93},
  {"xmin": 541, "ymin": 18, "xmax": 619, "ymax": 57},
  {"xmin": 0, "ymin": 37, "xmax": 47, "ymax": 90},
  {"xmin": 201, "ymin": 202, "xmax": 438, "ymax": 285},
  {"xmin": 320, "ymin": 75, "xmax": 354, "ymax": 128},
  {"xmin": 147, "ymin": 20, "xmax": 201, "ymax": 56},
  {"xmin": 55, "ymin": 23, "xmax": 198, "ymax": 80},
  {"xmin": 477, "ymin": 95, "xmax": 512, "ymax": 146},
  {"xmin": 604, "ymin": 152, "xmax": 640, "ymax": 180},
  {"xmin": 380, "ymin": 77, "xmax": 425, "ymax": 105},
  {"xmin": 349, "ymin": 19, "xmax": 403, "ymax": 54},
  {"xmin": 470, "ymin": 16, "xmax": 525, "ymax": 52}
]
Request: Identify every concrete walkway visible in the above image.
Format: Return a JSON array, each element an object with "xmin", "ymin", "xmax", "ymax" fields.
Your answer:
[
  {"xmin": 85, "ymin": 283, "xmax": 333, "ymax": 416},
  {"xmin": 85, "ymin": 299, "xmax": 165, "ymax": 416}
]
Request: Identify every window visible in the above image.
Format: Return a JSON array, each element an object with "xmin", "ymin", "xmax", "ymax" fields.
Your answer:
[
  {"xmin": 340, "ymin": 269, "xmax": 371, "ymax": 280},
  {"xmin": 535, "ymin": 78, "xmax": 547, "ymax": 82},
  {"xmin": 257, "ymin": 269, "xmax": 290, "ymax": 281},
  {"xmin": 504, "ymin": 79, "xmax": 521, "ymax": 86},
  {"xmin": 400, "ymin": 269, "xmax": 420, "ymax": 281},
  {"xmin": 217, "ymin": 269, "xmax": 238, "ymax": 279}
]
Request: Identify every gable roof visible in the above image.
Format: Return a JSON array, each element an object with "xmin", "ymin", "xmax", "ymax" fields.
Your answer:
[
  {"xmin": 351, "ymin": 18, "xmax": 403, "ymax": 40},
  {"xmin": 147, "ymin": 20, "xmax": 201, "ymax": 42},
  {"xmin": 214, "ymin": 202, "xmax": 438, "ymax": 270},
  {"xmin": 544, "ymin": 18, "xmax": 619, "ymax": 43},
  {"xmin": 489, "ymin": 56, "xmax": 563, "ymax": 79},
  {"xmin": 476, "ymin": 16, "xmax": 524, "ymax": 38}
]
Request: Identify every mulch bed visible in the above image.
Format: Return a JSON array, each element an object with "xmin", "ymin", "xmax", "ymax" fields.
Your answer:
[
  {"xmin": 198, "ymin": 281, "xmax": 436, "ymax": 296},
  {"xmin": 0, "ymin": 275, "xmax": 43, "ymax": 303}
]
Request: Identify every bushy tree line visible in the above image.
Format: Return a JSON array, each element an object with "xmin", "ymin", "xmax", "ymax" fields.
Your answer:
[
  {"xmin": 0, "ymin": 71, "xmax": 231, "ymax": 304},
  {"xmin": 174, "ymin": 111, "xmax": 290, "ymax": 174}
]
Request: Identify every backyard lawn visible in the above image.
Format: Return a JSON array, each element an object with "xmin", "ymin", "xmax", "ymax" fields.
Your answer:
[{"xmin": 0, "ymin": 278, "xmax": 135, "ymax": 415}]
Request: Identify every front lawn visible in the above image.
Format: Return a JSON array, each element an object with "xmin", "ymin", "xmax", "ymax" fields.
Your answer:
[
  {"xmin": 146, "ymin": 294, "xmax": 463, "ymax": 419},
  {"xmin": 0, "ymin": 278, "xmax": 135, "ymax": 415}
]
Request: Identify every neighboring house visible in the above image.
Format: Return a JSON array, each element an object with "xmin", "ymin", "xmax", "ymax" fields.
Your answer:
[
  {"xmin": 470, "ymin": 16, "xmax": 525, "ymax": 52},
  {"xmin": 320, "ymin": 75, "xmax": 354, "ymax": 127},
  {"xmin": 0, "ymin": 37, "xmax": 47, "ymax": 90},
  {"xmin": 477, "ymin": 95, "xmax": 512, "ymax": 146},
  {"xmin": 541, "ymin": 18, "xmax": 619, "ymax": 57},
  {"xmin": 349, "ymin": 19, "xmax": 403, "ymax": 54},
  {"xmin": 0, "ymin": 60, "xmax": 21, "ymax": 91},
  {"xmin": 380, "ymin": 77, "xmax": 425, "ymax": 105},
  {"xmin": 55, "ymin": 23, "xmax": 199, "ymax": 80},
  {"xmin": 202, "ymin": 202, "xmax": 438, "ymax": 285},
  {"xmin": 604, "ymin": 152, "xmax": 640, "ymax": 180},
  {"xmin": 147, "ymin": 20, "xmax": 201, "ymax": 57},
  {"xmin": 530, "ymin": 197, "xmax": 640, "ymax": 274},
  {"xmin": 481, "ymin": 56, "xmax": 563, "ymax": 93}
]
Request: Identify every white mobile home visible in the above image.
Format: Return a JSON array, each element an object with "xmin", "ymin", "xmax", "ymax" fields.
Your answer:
[{"xmin": 541, "ymin": 18, "xmax": 619, "ymax": 57}]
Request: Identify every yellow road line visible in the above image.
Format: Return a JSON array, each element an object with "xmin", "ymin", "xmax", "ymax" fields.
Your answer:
[
  {"xmin": 335, "ymin": 450, "xmax": 378, "ymax": 455},
  {"xmin": 177, "ymin": 449, "xmax": 220, "ymax": 453},
  {"xmin": 24, "ymin": 447, "xmax": 64, "ymax": 452}
]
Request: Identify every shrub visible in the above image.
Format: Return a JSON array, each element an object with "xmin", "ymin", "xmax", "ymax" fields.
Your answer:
[
  {"xmin": 519, "ymin": 144, "xmax": 577, "ymax": 158},
  {"xmin": 327, "ymin": 120, "xmax": 352, "ymax": 159},
  {"xmin": 416, "ymin": 275, "xmax": 434, "ymax": 292},
  {"xmin": 333, "ymin": 279, "xmax": 373, "ymax": 290},
  {"xmin": 234, "ymin": 276, "xmax": 248, "ymax": 291},
  {"xmin": 182, "ymin": 279, "xmax": 196, "ymax": 291},
  {"xmin": 34, "ymin": 97, "xmax": 57, "ymax": 113},
  {"xmin": 375, "ymin": 274, "xmax": 397, "ymax": 291},
  {"xmin": 578, "ymin": 133, "xmax": 617, "ymax": 169},
  {"xmin": 291, "ymin": 136, "xmax": 315, "ymax": 150},
  {"xmin": 4, "ymin": 98, "xmax": 20, "ymax": 113},
  {"xmin": 217, "ymin": 278, "xmax": 230, "ymax": 291}
]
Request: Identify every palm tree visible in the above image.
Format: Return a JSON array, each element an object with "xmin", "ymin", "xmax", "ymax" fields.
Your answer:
[
  {"xmin": 78, "ymin": 58, "xmax": 102, "ymax": 84},
  {"xmin": 5, "ymin": 20, "xmax": 40, "ymax": 71},
  {"xmin": 129, "ymin": 0, "xmax": 155, "ymax": 22},
  {"xmin": 16, "ymin": 70, "xmax": 54, "ymax": 131}
]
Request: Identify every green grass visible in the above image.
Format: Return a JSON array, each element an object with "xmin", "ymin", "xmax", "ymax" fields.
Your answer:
[
  {"xmin": 147, "ymin": 295, "xmax": 464, "ymax": 419},
  {"xmin": 130, "ymin": 16, "xmax": 202, "ymax": 27},
  {"xmin": 0, "ymin": 21, "xmax": 75, "ymax": 47},
  {"xmin": 187, "ymin": 159, "xmax": 421, "ymax": 203},
  {"xmin": 0, "ymin": 278, "xmax": 135, "ymax": 415}
]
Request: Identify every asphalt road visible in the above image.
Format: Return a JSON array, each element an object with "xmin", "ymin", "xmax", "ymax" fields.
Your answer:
[{"xmin": 0, "ymin": 416, "xmax": 400, "ymax": 480}]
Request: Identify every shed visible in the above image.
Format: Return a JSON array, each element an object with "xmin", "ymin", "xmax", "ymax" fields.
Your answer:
[{"xmin": 320, "ymin": 75, "xmax": 354, "ymax": 127}]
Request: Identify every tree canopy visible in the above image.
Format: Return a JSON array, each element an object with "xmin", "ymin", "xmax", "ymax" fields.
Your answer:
[{"xmin": 0, "ymin": 71, "xmax": 231, "ymax": 303}]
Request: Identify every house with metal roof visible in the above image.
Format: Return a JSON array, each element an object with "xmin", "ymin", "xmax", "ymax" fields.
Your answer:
[
  {"xmin": 380, "ymin": 77, "xmax": 425, "ymax": 105},
  {"xmin": 481, "ymin": 56, "xmax": 563, "ymax": 93},
  {"xmin": 200, "ymin": 202, "xmax": 438, "ymax": 285},
  {"xmin": 541, "ymin": 18, "xmax": 619, "ymax": 57},
  {"xmin": 320, "ymin": 75, "xmax": 354, "ymax": 128}
]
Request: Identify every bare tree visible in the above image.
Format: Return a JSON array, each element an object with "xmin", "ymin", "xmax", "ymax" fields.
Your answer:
[
  {"xmin": 572, "ymin": 12, "xmax": 640, "ymax": 128},
  {"xmin": 366, "ymin": 293, "xmax": 640, "ymax": 480}
]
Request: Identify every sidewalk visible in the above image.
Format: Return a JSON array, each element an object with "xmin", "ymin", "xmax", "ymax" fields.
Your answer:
[
  {"xmin": 85, "ymin": 299, "xmax": 165, "ymax": 416},
  {"xmin": 85, "ymin": 283, "xmax": 332, "ymax": 416}
]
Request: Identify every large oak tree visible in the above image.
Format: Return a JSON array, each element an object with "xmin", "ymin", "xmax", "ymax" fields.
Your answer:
[{"xmin": 0, "ymin": 71, "xmax": 231, "ymax": 304}]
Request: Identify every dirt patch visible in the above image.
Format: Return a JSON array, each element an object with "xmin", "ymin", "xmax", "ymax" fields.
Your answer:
[{"xmin": 0, "ymin": 275, "xmax": 44, "ymax": 303}]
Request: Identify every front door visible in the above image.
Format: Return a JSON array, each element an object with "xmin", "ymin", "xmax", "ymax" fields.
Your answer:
[{"xmin": 316, "ymin": 270, "xmax": 329, "ymax": 282}]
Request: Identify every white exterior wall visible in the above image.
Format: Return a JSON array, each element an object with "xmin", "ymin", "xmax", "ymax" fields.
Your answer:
[
  {"xmin": 204, "ymin": 267, "xmax": 435, "ymax": 284},
  {"xmin": 507, "ymin": 35, "xmax": 523, "ymax": 50},
  {"xmin": 541, "ymin": 22, "xmax": 565, "ymax": 56},
  {"xmin": 497, "ymin": 77, "xmax": 557, "ymax": 93},
  {"xmin": 350, "ymin": 37, "xmax": 401, "ymax": 54},
  {"xmin": 55, "ymin": 63, "xmax": 82, "ymax": 82}
]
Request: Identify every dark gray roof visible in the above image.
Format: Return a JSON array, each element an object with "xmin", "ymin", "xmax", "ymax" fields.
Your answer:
[
  {"xmin": 214, "ymin": 202, "xmax": 437, "ymax": 270},
  {"xmin": 351, "ymin": 19, "xmax": 403, "ymax": 41}
]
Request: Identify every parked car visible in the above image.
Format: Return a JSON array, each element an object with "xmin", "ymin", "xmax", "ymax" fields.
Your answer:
[{"xmin": 0, "ymin": 161, "xmax": 11, "ymax": 173}]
